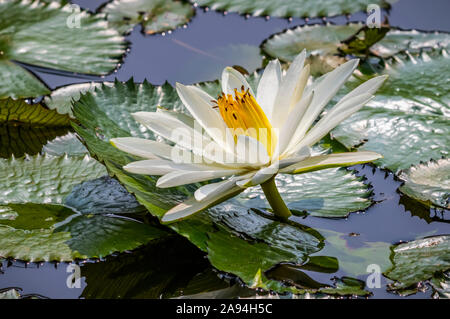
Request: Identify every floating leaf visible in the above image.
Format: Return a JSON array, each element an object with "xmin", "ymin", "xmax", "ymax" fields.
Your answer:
[
  {"xmin": 101, "ymin": 0, "xmax": 195, "ymax": 35},
  {"xmin": 44, "ymin": 82, "xmax": 110, "ymax": 117},
  {"xmin": 42, "ymin": 133, "xmax": 88, "ymax": 156},
  {"xmin": 0, "ymin": 98, "xmax": 70, "ymax": 127},
  {"xmin": 332, "ymin": 50, "xmax": 450, "ymax": 172},
  {"xmin": 262, "ymin": 23, "xmax": 363, "ymax": 62},
  {"xmin": 0, "ymin": 0, "xmax": 126, "ymax": 98},
  {"xmin": 64, "ymin": 175, "xmax": 146, "ymax": 215},
  {"xmin": 319, "ymin": 276, "xmax": 370, "ymax": 296},
  {"xmin": 261, "ymin": 23, "xmax": 450, "ymax": 74},
  {"xmin": 384, "ymin": 235, "xmax": 450, "ymax": 294},
  {"xmin": 398, "ymin": 159, "xmax": 449, "ymax": 209},
  {"xmin": 238, "ymin": 168, "xmax": 373, "ymax": 218},
  {"xmin": 0, "ymin": 154, "xmax": 167, "ymax": 261},
  {"xmin": 0, "ymin": 288, "xmax": 21, "ymax": 299},
  {"xmin": 430, "ymin": 271, "xmax": 450, "ymax": 299},
  {"xmin": 0, "ymin": 154, "xmax": 106, "ymax": 204},
  {"xmin": 193, "ymin": 0, "xmax": 391, "ymax": 19},
  {"xmin": 0, "ymin": 125, "xmax": 69, "ymax": 158}
]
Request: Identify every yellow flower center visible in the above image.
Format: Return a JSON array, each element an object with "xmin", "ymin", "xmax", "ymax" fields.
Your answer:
[{"xmin": 216, "ymin": 87, "xmax": 276, "ymax": 156}]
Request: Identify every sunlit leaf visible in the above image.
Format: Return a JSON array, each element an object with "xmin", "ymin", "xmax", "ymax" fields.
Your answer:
[
  {"xmin": 101, "ymin": 0, "xmax": 195, "ymax": 35},
  {"xmin": 384, "ymin": 235, "xmax": 450, "ymax": 294},
  {"xmin": 0, "ymin": 0, "xmax": 126, "ymax": 98},
  {"xmin": 238, "ymin": 168, "xmax": 373, "ymax": 218},
  {"xmin": 0, "ymin": 154, "xmax": 166, "ymax": 261},
  {"xmin": 332, "ymin": 50, "xmax": 450, "ymax": 172},
  {"xmin": 399, "ymin": 158, "xmax": 449, "ymax": 209},
  {"xmin": 193, "ymin": 0, "xmax": 392, "ymax": 19}
]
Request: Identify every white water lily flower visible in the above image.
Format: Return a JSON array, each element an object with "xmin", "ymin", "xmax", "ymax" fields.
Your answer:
[{"xmin": 111, "ymin": 50, "xmax": 386, "ymax": 223}]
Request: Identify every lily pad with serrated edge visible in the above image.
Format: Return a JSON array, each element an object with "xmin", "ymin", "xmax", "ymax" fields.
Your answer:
[
  {"xmin": 0, "ymin": 0, "xmax": 126, "ymax": 99},
  {"xmin": 100, "ymin": 0, "xmax": 195, "ymax": 35}
]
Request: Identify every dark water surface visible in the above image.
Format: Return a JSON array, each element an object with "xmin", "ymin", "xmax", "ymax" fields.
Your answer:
[{"xmin": 1, "ymin": 0, "xmax": 449, "ymax": 299}]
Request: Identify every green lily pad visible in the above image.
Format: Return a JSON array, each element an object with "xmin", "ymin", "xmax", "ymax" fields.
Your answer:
[
  {"xmin": 262, "ymin": 23, "xmax": 363, "ymax": 62},
  {"xmin": 193, "ymin": 0, "xmax": 391, "ymax": 19},
  {"xmin": 238, "ymin": 168, "xmax": 373, "ymax": 218},
  {"xmin": 261, "ymin": 23, "xmax": 450, "ymax": 74},
  {"xmin": 0, "ymin": 0, "xmax": 126, "ymax": 98},
  {"xmin": 430, "ymin": 271, "xmax": 450, "ymax": 299},
  {"xmin": 101, "ymin": 0, "xmax": 195, "ymax": 35},
  {"xmin": 0, "ymin": 155, "xmax": 168, "ymax": 261},
  {"xmin": 399, "ymin": 159, "xmax": 449, "ymax": 209},
  {"xmin": 42, "ymin": 133, "xmax": 88, "ymax": 156},
  {"xmin": 44, "ymin": 82, "xmax": 111, "ymax": 118},
  {"xmin": 0, "ymin": 288, "xmax": 21, "ymax": 299},
  {"xmin": 0, "ymin": 153, "xmax": 106, "ymax": 204},
  {"xmin": 0, "ymin": 125, "xmax": 69, "ymax": 158},
  {"xmin": 332, "ymin": 50, "xmax": 450, "ymax": 172},
  {"xmin": 64, "ymin": 175, "xmax": 146, "ymax": 215},
  {"xmin": 319, "ymin": 276, "xmax": 370, "ymax": 296},
  {"xmin": 384, "ymin": 235, "xmax": 450, "ymax": 294},
  {"xmin": 0, "ymin": 98, "xmax": 70, "ymax": 126},
  {"xmin": 0, "ymin": 98, "xmax": 71, "ymax": 157}
]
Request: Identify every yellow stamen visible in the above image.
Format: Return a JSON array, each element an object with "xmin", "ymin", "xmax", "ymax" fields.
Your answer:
[{"xmin": 217, "ymin": 87, "xmax": 277, "ymax": 156}]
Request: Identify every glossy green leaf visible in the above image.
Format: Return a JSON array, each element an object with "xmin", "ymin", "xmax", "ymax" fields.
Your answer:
[
  {"xmin": 42, "ymin": 133, "xmax": 88, "ymax": 156},
  {"xmin": 384, "ymin": 235, "xmax": 450, "ymax": 293},
  {"xmin": 332, "ymin": 50, "xmax": 450, "ymax": 172},
  {"xmin": 0, "ymin": 0, "xmax": 126, "ymax": 98},
  {"xmin": 398, "ymin": 159, "xmax": 449, "ymax": 209},
  {"xmin": 261, "ymin": 23, "xmax": 450, "ymax": 74},
  {"xmin": 319, "ymin": 277, "xmax": 370, "ymax": 296},
  {"xmin": 0, "ymin": 60, "xmax": 49, "ymax": 99},
  {"xmin": 430, "ymin": 271, "xmax": 450, "ymax": 299},
  {"xmin": 238, "ymin": 168, "xmax": 373, "ymax": 218},
  {"xmin": 193, "ymin": 0, "xmax": 391, "ymax": 19},
  {"xmin": 0, "ymin": 98, "xmax": 71, "ymax": 157},
  {"xmin": 0, "ymin": 288, "xmax": 21, "ymax": 299},
  {"xmin": 44, "ymin": 82, "xmax": 110, "ymax": 117},
  {"xmin": 101, "ymin": 0, "xmax": 195, "ymax": 35},
  {"xmin": 262, "ymin": 23, "xmax": 363, "ymax": 62},
  {"xmin": 0, "ymin": 153, "xmax": 106, "ymax": 204},
  {"xmin": 0, "ymin": 156, "xmax": 168, "ymax": 261}
]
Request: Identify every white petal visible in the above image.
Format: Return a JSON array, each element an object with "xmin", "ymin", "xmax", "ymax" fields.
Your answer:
[
  {"xmin": 256, "ymin": 59, "xmax": 282, "ymax": 122},
  {"xmin": 288, "ymin": 59, "xmax": 360, "ymax": 146},
  {"xmin": 273, "ymin": 90, "xmax": 313, "ymax": 159},
  {"xmin": 237, "ymin": 166, "xmax": 277, "ymax": 187},
  {"xmin": 132, "ymin": 111, "xmax": 240, "ymax": 166},
  {"xmin": 123, "ymin": 159, "xmax": 218, "ymax": 175},
  {"xmin": 194, "ymin": 173, "xmax": 253, "ymax": 201},
  {"xmin": 280, "ymin": 151, "xmax": 383, "ymax": 174},
  {"xmin": 339, "ymin": 75, "xmax": 388, "ymax": 104},
  {"xmin": 110, "ymin": 137, "xmax": 172, "ymax": 159},
  {"xmin": 161, "ymin": 186, "xmax": 243, "ymax": 223},
  {"xmin": 221, "ymin": 66, "xmax": 255, "ymax": 97},
  {"xmin": 156, "ymin": 108, "xmax": 195, "ymax": 128},
  {"xmin": 235, "ymin": 135, "xmax": 270, "ymax": 166},
  {"xmin": 176, "ymin": 83, "xmax": 234, "ymax": 152},
  {"xmin": 271, "ymin": 50, "xmax": 306, "ymax": 128},
  {"xmin": 156, "ymin": 168, "xmax": 246, "ymax": 188},
  {"xmin": 288, "ymin": 93, "xmax": 373, "ymax": 155},
  {"xmin": 278, "ymin": 146, "xmax": 311, "ymax": 168}
]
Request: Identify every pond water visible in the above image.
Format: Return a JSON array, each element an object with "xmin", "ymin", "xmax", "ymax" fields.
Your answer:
[{"xmin": 1, "ymin": 0, "xmax": 449, "ymax": 299}]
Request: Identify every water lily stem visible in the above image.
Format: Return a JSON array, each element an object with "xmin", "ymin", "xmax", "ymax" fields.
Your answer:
[{"xmin": 261, "ymin": 176, "xmax": 292, "ymax": 221}]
